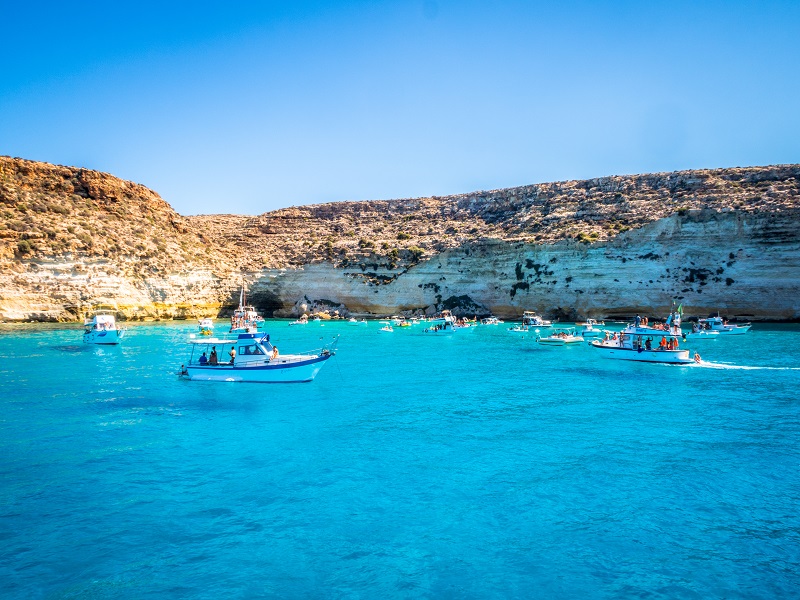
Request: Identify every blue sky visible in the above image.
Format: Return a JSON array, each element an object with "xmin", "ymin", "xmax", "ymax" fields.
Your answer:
[{"xmin": 1, "ymin": 1, "xmax": 798, "ymax": 215}]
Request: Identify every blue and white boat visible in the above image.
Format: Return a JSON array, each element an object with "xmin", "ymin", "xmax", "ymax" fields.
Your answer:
[
  {"xmin": 181, "ymin": 332, "xmax": 338, "ymax": 383},
  {"xmin": 83, "ymin": 312, "xmax": 127, "ymax": 345}
]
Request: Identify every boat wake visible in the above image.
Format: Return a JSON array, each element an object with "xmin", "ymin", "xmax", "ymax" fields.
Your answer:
[{"xmin": 693, "ymin": 361, "xmax": 800, "ymax": 371}]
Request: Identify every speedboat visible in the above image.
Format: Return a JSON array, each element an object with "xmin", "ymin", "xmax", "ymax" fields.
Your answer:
[
  {"xmin": 288, "ymin": 315, "xmax": 309, "ymax": 326},
  {"xmin": 348, "ymin": 317, "xmax": 367, "ymax": 326},
  {"xmin": 507, "ymin": 324, "xmax": 531, "ymax": 334},
  {"xmin": 481, "ymin": 316, "xmax": 504, "ymax": 325},
  {"xmin": 537, "ymin": 327, "xmax": 584, "ymax": 346},
  {"xmin": 198, "ymin": 317, "xmax": 214, "ymax": 336},
  {"xmin": 377, "ymin": 324, "xmax": 394, "ymax": 334},
  {"xmin": 522, "ymin": 311, "xmax": 553, "ymax": 328},
  {"xmin": 590, "ymin": 321, "xmax": 694, "ymax": 364},
  {"xmin": 83, "ymin": 312, "xmax": 127, "ymax": 345},
  {"xmin": 698, "ymin": 314, "xmax": 751, "ymax": 335},
  {"xmin": 579, "ymin": 318, "xmax": 605, "ymax": 338},
  {"xmin": 180, "ymin": 332, "xmax": 338, "ymax": 383}
]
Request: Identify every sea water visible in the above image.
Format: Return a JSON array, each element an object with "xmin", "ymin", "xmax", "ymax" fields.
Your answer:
[{"xmin": 1, "ymin": 321, "xmax": 799, "ymax": 599}]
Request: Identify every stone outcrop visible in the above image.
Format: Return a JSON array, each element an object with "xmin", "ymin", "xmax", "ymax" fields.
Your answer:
[{"xmin": 1, "ymin": 156, "xmax": 798, "ymax": 321}]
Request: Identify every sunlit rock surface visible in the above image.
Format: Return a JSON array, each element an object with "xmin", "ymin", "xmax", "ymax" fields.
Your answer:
[{"xmin": 1, "ymin": 156, "xmax": 798, "ymax": 321}]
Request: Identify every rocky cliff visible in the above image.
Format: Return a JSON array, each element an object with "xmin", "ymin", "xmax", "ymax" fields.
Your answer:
[{"xmin": 1, "ymin": 156, "xmax": 798, "ymax": 321}]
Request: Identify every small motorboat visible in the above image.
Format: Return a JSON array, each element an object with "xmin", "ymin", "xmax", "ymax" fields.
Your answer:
[
  {"xmin": 423, "ymin": 312, "xmax": 457, "ymax": 334},
  {"xmin": 288, "ymin": 316, "xmax": 309, "ymax": 326},
  {"xmin": 579, "ymin": 319, "xmax": 606, "ymax": 338},
  {"xmin": 507, "ymin": 324, "xmax": 530, "ymax": 334},
  {"xmin": 481, "ymin": 316, "xmax": 504, "ymax": 325},
  {"xmin": 377, "ymin": 325, "xmax": 394, "ymax": 334},
  {"xmin": 198, "ymin": 317, "xmax": 214, "ymax": 336},
  {"xmin": 83, "ymin": 312, "xmax": 127, "ymax": 345},
  {"xmin": 698, "ymin": 314, "xmax": 751, "ymax": 335},
  {"xmin": 537, "ymin": 327, "xmax": 584, "ymax": 346},
  {"xmin": 522, "ymin": 311, "xmax": 553, "ymax": 328}
]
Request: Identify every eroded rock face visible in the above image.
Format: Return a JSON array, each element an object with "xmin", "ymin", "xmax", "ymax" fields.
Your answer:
[{"xmin": 1, "ymin": 156, "xmax": 798, "ymax": 321}]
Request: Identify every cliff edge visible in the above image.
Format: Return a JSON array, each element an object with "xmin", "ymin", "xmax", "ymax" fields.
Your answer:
[{"xmin": 1, "ymin": 156, "xmax": 798, "ymax": 321}]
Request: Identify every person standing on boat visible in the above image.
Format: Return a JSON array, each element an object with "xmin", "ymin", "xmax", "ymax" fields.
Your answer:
[
  {"xmin": 209, "ymin": 347, "xmax": 218, "ymax": 365},
  {"xmin": 229, "ymin": 346, "xmax": 236, "ymax": 364},
  {"xmin": 635, "ymin": 315, "xmax": 641, "ymax": 327}
]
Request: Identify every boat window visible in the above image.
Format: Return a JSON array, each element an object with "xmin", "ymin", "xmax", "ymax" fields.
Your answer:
[{"xmin": 239, "ymin": 344, "xmax": 264, "ymax": 355}]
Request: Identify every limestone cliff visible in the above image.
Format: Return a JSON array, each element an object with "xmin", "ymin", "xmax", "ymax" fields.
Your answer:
[{"xmin": 1, "ymin": 156, "xmax": 798, "ymax": 321}]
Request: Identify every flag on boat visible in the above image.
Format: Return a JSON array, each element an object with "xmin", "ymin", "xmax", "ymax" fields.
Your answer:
[{"xmin": 677, "ymin": 303, "xmax": 683, "ymax": 315}]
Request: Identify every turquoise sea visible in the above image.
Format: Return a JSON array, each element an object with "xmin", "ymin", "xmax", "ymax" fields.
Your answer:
[{"xmin": 1, "ymin": 320, "xmax": 799, "ymax": 598}]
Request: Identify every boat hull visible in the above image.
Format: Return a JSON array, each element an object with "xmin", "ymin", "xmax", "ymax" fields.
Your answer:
[
  {"xmin": 184, "ymin": 353, "xmax": 332, "ymax": 383},
  {"xmin": 591, "ymin": 342, "xmax": 693, "ymax": 364},
  {"xmin": 718, "ymin": 326, "xmax": 750, "ymax": 335},
  {"xmin": 684, "ymin": 331, "xmax": 719, "ymax": 340},
  {"xmin": 84, "ymin": 330, "xmax": 126, "ymax": 345}
]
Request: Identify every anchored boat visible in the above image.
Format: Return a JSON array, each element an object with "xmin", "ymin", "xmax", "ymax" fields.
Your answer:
[
  {"xmin": 522, "ymin": 311, "xmax": 552, "ymax": 328},
  {"xmin": 83, "ymin": 312, "xmax": 127, "ymax": 345},
  {"xmin": 578, "ymin": 318, "xmax": 606, "ymax": 338},
  {"xmin": 537, "ymin": 327, "xmax": 584, "ymax": 346},
  {"xmin": 698, "ymin": 314, "xmax": 751, "ymax": 335},
  {"xmin": 180, "ymin": 332, "xmax": 338, "ymax": 383}
]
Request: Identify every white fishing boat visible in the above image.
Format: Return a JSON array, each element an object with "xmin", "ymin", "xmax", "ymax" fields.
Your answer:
[
  {"xmin": 230, "ymin": 283, "xmax": 264, "ymax": 332},
  {"xmin": 198, "ymin": 317, "xmax": 214, "ymax": 336},
  {"xmin": 579, "ymin": 318, "xmax": 606, "ymax": 338},
  {"xmin": 537, "ymin": 327, "xmax": 584, "ymax": 346},
  {"xmin": 180, "ymin": 332, "xmax": 338, "ymax": 383},
  {"xmin": 590, "ymin": 322, "xmax": 695, "ymax": 364},
  {"xmin": 83, "ymin": 312, "xmax": 127, "ymax": 345},
  {"xmin": 698, "ymin": 314, "xmax": 751, "ymax": 335},
  {"xmin": 481, "ymin": 316, "xmax": 504, "ymax": 325},
  {"xmin": 522, "ymin": 311, "xmax": 552, "ymax": 328}
]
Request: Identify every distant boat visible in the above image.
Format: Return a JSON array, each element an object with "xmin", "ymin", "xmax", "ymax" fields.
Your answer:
[
  {"xmin": 522, "ymin": 311, "xmax": 552, "ymax": 328},
  {"xmin": 349, "ymin": 318, "xmax": 367, "ymax": 326},
  {"xmin": 181, "ymin": 332, "xmax": 338, "ymax": 383},
  {"xmin": 579, "ymin": 319, "xmax": 606, "ymax": 338},
  {"xmin": 698, "ymin": 314, "xmax": 751, "ymax": 335},
  {"xmin": 198, "ymin": 317, "xmax": 214, "ymax": 336},
  {"xmin": 230, "ymin": 283, "xmax": 264, "ymax": 333},
  {"xmin": 83, "ymin": 312, "xmax": 127, "ymax": 345},
  {"xmin": 481, "ymin": 316, "xmax": 504, "ymax": 325},
  {"xmin": 288, "ymin": 315, "xmax": 309, "ymax": 327},
  {"xmin": 423, "ymin": 311, "xmax": 457, "ymax": 335},
  {"xmin": 537, "ymin": 327, "xmax": 584, "ymax": 346}
]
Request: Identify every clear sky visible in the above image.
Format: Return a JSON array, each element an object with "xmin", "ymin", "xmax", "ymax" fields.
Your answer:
[{"xmin": 1, "ymin": 1, "xmax": 798, "ymax": 216}]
